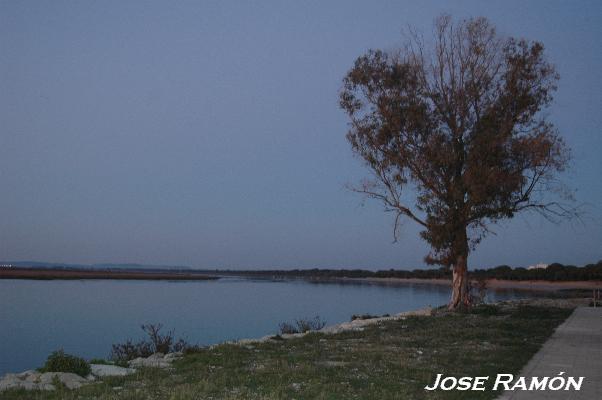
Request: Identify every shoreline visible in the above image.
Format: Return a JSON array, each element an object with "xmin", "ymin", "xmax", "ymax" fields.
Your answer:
[
  {"xmin": 3, "ymin": 267, "xmax": 601, "ymax": 290},
  {"xmin": 334, "ymin": 277, "xmax": 602, "ymax": 291},
  {"xmin": 1, "ymin": 298, "xmax": 586, "ymax": 397},
  {"xmin": 0, "ymin": 268, "xmax": 218, "ymax": 281},
  {"xmin": 227, "ymin": 273, "xmax": 602, "ymax": 292}
]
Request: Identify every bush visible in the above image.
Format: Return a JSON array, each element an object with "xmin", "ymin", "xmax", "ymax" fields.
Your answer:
[
  {"xmin": 110, "ymin": 323, "xmax": 190, "ymax": 362},
  {"xmin": 279, "ymin": 316, "xmax": 326, "ymax": 334},
  {"xmin": 110, "ymin": 338, "xmax": 153, "ymax": 362},
  {"xmin": 278, "ymin": 322, "xmax": 299, "ymax": 334},
  {"xmin": 40, "ymin": 349, "xmax": 91, "ymax": 377},
  {"xmin": 88, "ymin": 358, "xmax": 112, "ymax": 365}
]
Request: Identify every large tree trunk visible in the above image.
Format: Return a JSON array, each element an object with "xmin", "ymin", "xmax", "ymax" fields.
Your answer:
[{"xmin": 449, "ymin": 254, "xmax": 470, "ymax": 310}]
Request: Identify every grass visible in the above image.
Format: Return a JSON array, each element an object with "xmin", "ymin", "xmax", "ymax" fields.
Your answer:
[{"xmin": 0, "ymin": 303, "xmax": 572, "ymax": 400}]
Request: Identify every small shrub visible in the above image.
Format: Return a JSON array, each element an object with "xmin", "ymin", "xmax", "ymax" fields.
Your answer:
[
  {"xmin": 110, "ymin": 323, "xmax": 190, "ymax": 362},
  {"xmin": 89, "ymin": 358, "xmax": 112, "ymax": 365},
  {"xmin": 278, "ymin": 322, "xmax": 299, "ymax": 334},
  {"xmin": 295, "ymin": 316, "xmax": 326, "ymax": 332},
  {"xmin": 141, "ymin": 323, "xmax": 173, "ymax": 354},
  {"xmin": 40, "ymin": 349, "xmax": 91, "ymax": 377},
  {"xmin": 110, "ymin": 338, "xmax": 153, "ymax": 362},
  {"xmin": 279, "ymin": 316, "xmax": 326, "ymax": 334}
]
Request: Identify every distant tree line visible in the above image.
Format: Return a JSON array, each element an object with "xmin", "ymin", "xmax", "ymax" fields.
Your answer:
[{"xmin": 224, "ymin": 260, "xmax": 602, "ymax": 282}]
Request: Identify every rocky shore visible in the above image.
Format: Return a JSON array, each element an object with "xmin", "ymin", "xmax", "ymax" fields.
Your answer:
[
  {"xmin": 0, "ymin": 352, "xmax": 182, "ymax": 392},
  {"xmin": 0, "ymin": 307, "xmax": 435, "ymax": 393}
]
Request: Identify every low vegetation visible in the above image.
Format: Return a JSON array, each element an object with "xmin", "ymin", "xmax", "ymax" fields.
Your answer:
[
  {"xmin": 2, "ymin": 302, "xmax": 573, "ymax": 399},
  {"xmin": 39, "ymin": 350, "xmax": 91, "ymax": 378},
  {"xmin": 110, "ymin": 323, "xmax": 188, "ymax": 362},
  {"xmin": 278, "ymin": 316, "xmax": 326, "ymax": 334}
]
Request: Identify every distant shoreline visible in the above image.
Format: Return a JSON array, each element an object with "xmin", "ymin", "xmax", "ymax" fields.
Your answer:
[
  {"xmin": 0, "ymin": 268, "xmax": 218, "ymax": 281},
  {"xmin": 217, "ymin": 272, "xmax": 602, "ymax": 291},
  {"xmin": 332, "ymin": 277, "xmax": 602, "ymax": 291},
  {"xmin": 2, "ymin": 268, "xmax": 601, "ymax": 290}
]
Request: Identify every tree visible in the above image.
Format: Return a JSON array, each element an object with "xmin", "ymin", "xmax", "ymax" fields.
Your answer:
[{"xmin": 339, "ymin": 15, "xmax": 575, "ymax": 309}]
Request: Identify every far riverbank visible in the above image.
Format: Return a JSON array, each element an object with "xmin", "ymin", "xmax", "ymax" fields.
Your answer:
[
  {"xmin": 0, "ymin": 268, "xmax": 218, "ymax": 281},
  {"xmin": 332, "ymin": 277, "xmax": 602, "ymax": 291}
]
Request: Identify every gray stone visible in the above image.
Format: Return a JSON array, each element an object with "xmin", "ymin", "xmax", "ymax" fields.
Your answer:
[
  {"xmin": 128, "ymin": 353, "xmax": 173, "ymax": 368},
  {"xmin": 0, "ymin": 376, "xmax": 21, "ymax": 391},
  {"xmin": 164, "ymin": 351, "xmax": 183, "ymax": 360},
  {"xmin": 24, "ymin": 372, "xmax": 41, "ymax": 383},
  {"xmin": 38, "ymin": 383, "xmax": 56, "ymax": 391},
  {"xmin": 90, "ymin": 364, "xmax": 136, "ymax": 377},
  {"xmin": 39, "ymin": 372, "xmax": 89, "ymax": 390},
  {"xmin": 39, "ymin": 372, "xmax": 57, "ymax": 385},
  {"xmin": 0, "ymin": 369, "xmax": 92, "ymax": 392},
  {"xmin": 56, "ymin": 373, "xmax": 88, "ymax": 390},
  {"xmin": 16, "ymin": 370, "xmax": 37, "ymax": 379}
]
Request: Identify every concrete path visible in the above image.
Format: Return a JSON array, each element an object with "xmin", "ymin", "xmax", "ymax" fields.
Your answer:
[{"xmin": 498, "ymin": 307, "xmax": 602, "ymax": 400}]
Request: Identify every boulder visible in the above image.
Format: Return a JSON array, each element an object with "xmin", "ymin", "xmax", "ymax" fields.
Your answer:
[
  {"xmin": 39, "ymin": 372, "xmax": 89, "ymax": 389},
  {"xmin": 164, "ymin": 351, "xmax": 183, "ymax": 360},
  {"xmin": 16, "ymin": 370, "xmax": 37, "ymax": 379},
  {"xmin": 90, "ymin": 364, "xmax": 136, "ymax": 377},
  {"xmin": 128, "ymin": 356, "xmax": 171, "ymax": 368},
  {"xmin": 0, "ymin": 375, "xmax": 22, "ymax": 391},
  {"xmin": 0, "ymin": 372, "xmax": 56, "ymax": 392},
  {"xmin": 0, "ymin": 369, "xmax": 96, "ymax": 392},
  {"xmin": 127, "ymin": 352, "xmax": 182, "ymax": 368}
]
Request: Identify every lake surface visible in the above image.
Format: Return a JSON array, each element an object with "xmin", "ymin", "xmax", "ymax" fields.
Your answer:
[{"xmin": 0, "ymin": 277, "xmax": 528, "ymax": 375}]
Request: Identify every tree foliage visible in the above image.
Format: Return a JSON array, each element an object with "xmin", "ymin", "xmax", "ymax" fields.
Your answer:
[{"xmin": 339, "ymin": 15, "xmax": 575, "ymax": 308}]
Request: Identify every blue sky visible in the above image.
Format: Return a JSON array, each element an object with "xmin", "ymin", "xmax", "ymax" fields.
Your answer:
[{"xmin": 1, "ymin": 0, "xmax": 601, "ymax": 269}]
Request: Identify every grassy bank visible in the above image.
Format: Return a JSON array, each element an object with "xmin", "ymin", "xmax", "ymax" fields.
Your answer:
[{"xmin": 1, "ymin": 302, "xmax": 573, "ymax": 400}]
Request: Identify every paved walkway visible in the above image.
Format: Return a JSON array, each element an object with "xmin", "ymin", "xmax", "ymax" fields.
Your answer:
[{"xmin": 498, "ymin": 306, "xmax": 602, "ymax": 400}]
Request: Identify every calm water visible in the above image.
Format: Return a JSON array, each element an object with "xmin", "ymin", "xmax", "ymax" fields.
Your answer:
[{"xmin": 0, "ymin": 277, "xmax": 527, "ymax": 375}]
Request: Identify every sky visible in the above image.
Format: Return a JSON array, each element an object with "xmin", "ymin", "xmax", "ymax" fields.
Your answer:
[{"xmin": 1, "ymin": 0, "xmax": 601, "ymax": 270}]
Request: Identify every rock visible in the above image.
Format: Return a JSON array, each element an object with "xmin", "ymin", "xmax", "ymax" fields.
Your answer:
[
  {"xmin": 38, "ymin": 372, "xmax": 56, "ymax": 385},
  {"xmin": 0, "ymin": 370, "xmax": 91, "ymax": 392},
  {"xmin": 19, "ymin": 381, "xmax": 38, "ymax": 390},
  {"xmin": 39, "ymin": 372, "xmax": 89, "ymax": 389},
  {"xmin": 16, "ymin": 370, "xmax": 37, "ymax": 379},
  {"xmin": 90, "ymin": 364, "xmax": 136, "ymax": 377},
  {"xmin": 38, "ymin": 383, "xmax": 56, "ymax": 391},
  {"xmin": 59, "ymin": 373, "xmax": 88, "ymax": 390},
  {"xmin": 0, "ymin": 373, "xmax": 54, "ymax": 392},
  {"xmin": 128, "ymin": 356, "xmax": 171, "ymax": 369},
  {"xmin": 24, "ymin": 372, "xmax": 42, "ymax": 382},
  {"xmin": 164, "ymin": 351, "xmax": 183, "ymax": 360},
  {"xmin": 126, "ymin": 352, "xmax": 184, "ymax": 368},
  {"xmin": 0, "ymin": 375, "xmax": 21, "ymax": 391}
]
